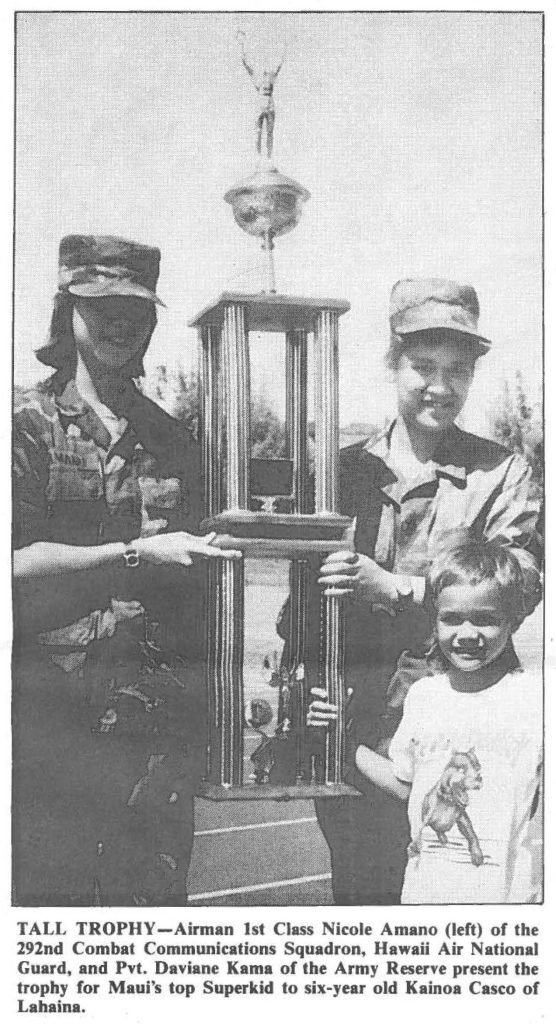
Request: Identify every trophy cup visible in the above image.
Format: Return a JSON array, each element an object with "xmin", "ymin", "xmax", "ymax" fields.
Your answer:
[{"xmin": 190, "ymin": 38, "xmax": 359, "ymax": 798}]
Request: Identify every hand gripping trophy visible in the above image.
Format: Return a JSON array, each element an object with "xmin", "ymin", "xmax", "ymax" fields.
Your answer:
[{"xmin": 237, "ymin": 31, "xmax": 285, "ymax": 161}]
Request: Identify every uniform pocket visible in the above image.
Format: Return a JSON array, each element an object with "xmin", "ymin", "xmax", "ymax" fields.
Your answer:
[{"xmin": 47, "ymin": 448, "xmax": 103, "ymax": 502}]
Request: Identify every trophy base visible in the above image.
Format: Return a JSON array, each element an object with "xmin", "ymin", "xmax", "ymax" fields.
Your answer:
[{"xmin": 197, "ymin": 781, "xmax": 362, "ymax": 801}]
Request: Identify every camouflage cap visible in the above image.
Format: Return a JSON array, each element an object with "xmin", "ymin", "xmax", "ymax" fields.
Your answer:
[
  {"xmin": 58, "ymin": 235, "xmax": 165, "ymax": 305},
  {"xmin": 389, "ymin": 278, "xmax": 490, "ymax": 353}
]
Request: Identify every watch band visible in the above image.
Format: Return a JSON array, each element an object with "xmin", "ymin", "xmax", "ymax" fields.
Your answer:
[{"xmin": 123, "ymin": 544, "xmax": 139, "ymax": 569}]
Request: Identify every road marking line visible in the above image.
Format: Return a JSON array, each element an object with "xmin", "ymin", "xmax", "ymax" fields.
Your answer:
[
  {"xmin": 195, "ymin": 816, "xmax": 317, "ymax": 837},
  {"xmin": 189, "ymin": 873, "xmax": 332, "ymax": 902}
]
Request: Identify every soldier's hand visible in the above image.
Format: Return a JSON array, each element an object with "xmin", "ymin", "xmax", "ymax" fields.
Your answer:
[
  {"xmin": 307, "ymin": 688, "xmax": 337, "ymax": 727},
  {"xmin": 318, "ymin": 550, "xmax": 398, "ymax": 605},
  {"xmin": 135, "ymin": 531, "xmax": 241, "ymax": 567},
  {"xmin": 307, "ymin": 686, "xmax": 353, "ymax": 727}
]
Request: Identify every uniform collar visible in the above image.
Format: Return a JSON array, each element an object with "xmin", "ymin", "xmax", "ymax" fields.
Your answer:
[
  {"xmin": 75, "ymin": 359, "xmax": 128, "ymax": 443},
  {"xmin": 53, "ymin": 374, "xmax": 146, "ymax": 456},
  {"xmin": 54, "ymin": 378, "xmax": 113, "ymax": 451},
  {"xmin": 363, "ymin": 419, "xmax": 467, "ymax": 485},
  {"xmin": 52, "ymin": 373, "xmax": 194, "ymax": 471}
]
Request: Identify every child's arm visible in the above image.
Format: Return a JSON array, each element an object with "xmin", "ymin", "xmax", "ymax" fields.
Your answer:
[{"xmin": 355, "ymin": 744, "xmax": 411, "ymax": 801}]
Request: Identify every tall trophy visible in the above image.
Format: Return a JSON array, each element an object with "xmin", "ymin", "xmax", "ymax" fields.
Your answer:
[{"xmin": 191, "ymin": 37, "xmax": 358, "ymax": 799}]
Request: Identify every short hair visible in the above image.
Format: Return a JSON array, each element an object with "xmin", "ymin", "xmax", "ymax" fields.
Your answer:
[
  {"xmin": 429, "ymin": 538, "xmax": 541, "ymax": 630},
  {"xmin": 385, "ymin": 330, "xmax": 483, "ymax": 371}
]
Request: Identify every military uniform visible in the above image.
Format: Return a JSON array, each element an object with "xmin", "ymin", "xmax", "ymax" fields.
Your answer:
[{"xmin": 13, "ymin": 236, "xmax": 207, "ymax": 906}]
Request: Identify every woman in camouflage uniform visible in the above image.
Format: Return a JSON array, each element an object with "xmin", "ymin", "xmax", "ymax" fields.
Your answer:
[{"xmin": 13, "ymin": 235, "xmax": 239, "ymax": 906}]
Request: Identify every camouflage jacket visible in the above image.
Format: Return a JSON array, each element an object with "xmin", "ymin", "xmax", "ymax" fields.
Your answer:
[{"xmin": 13, "ymin": 375, "xmax": 207, "ymax": 740}]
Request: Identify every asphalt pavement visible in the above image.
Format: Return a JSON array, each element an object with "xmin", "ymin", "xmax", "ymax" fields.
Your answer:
[{"xmin": 187, "ymin": 602, "xmax": 543, "ymax": 906}]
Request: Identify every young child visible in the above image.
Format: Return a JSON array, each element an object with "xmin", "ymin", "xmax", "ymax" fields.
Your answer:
[{"xmin": 343, "ymin": 539, "xmax": 541, "ymax": 904}]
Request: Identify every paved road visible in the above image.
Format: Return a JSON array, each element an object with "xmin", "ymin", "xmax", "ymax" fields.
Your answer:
[
  {"xmin": 188, "ymin": 803, "xmax": 333, "ymax": 906},
  {"xmin": 187, "ymin": 602, "xmax": 543, "ymax": 906}
]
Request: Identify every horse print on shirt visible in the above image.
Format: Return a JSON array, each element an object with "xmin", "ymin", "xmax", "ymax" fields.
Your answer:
[{"xmin": 409, "ymin": 748, "xmax": 484, "ymax": 866}]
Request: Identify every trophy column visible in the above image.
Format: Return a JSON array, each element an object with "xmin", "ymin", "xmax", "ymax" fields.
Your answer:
[
  {"xmin": 202, "ymin": 301, "xmax": 250, "ymax": 788},
  {"xmin": 285, "ymin": 328, "xmax": 309, "ymax": 781},
  {"xmin": 314, "ymin": 309, "xmax": 347, "ymax": 785},
  {"xmin": 200, "ymin": 325, "xmax": 220, "ymax": 782},
  {"xmin": 200, "ymin": 324, "xmax": 221, "ymax": 518},
  {"xmin": 194, "ymin": 292, "xmax": 356, "ymax": 799}
]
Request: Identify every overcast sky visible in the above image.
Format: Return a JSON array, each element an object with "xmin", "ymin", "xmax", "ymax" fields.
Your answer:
[{"xmin": 15, "ymin": 11, "xmax": 542, "ymax": 432}]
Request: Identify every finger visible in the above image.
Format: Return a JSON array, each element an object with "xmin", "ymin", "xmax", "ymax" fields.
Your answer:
[
  {"xmin": 308, "ymin": 699, "xmax": 338, "ymax": 712},
  {"xmin": 195, "ymin": 543, "xmax": 242, "ymax": 560},
  {"xmin": 323, "ymin": 587, "xmax": 354, "ymax": 597},
  {"xmin": 319, "ymin": 575, "xmax": 356, "ymax": 587},
  {"xmin": 318, "ymin": 573, "xmax": 357, "ymax": 587},
  {"xmin": 319, "ymin": 568, "xmax": 357, "ymax": 583},
  {"xmin": 319, "ymin": 560, "xmax": 358, "ymax": 576},
  {"xmin": 180, "ymin": 533, "xmax": 240, "ymax": 557},
  {"xmin": 176, "ymin": 553, "xmax": 193, "ymax": 567},
  {"xmin": 187, "ymin": 535, "xmax": 219, "ymax": 553},
  {"xmin": 195, "ymin": 535, "xmax": 242, "ymax": 559},
  {"xmin": 324, "ymin": 549, "xmax": 358, "ymax": 564},
  {"xmin": 310, "ymin": 687, "xmax": 329, "ymax": 699},
  {"xmin": 319, "ymin": 563, "xmax": 358, "ymax": 578}
]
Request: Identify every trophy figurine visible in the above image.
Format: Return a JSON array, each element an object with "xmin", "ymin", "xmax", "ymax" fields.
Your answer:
[
  {"xmin": 237, "ymin": 31, "xmax": 283, "ymax": 161},
  {"xmin": 190, "ymin": 37, "xmax": 358, "ymax": 799},
  {"xmin": 224, "ymin": 33, "xmax": 310, "ymax": 294}
]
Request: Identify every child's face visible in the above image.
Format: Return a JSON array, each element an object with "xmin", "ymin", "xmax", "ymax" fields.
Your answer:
[{"xmin": 436, "ymin": 580, "xmax": 512, "ymax": 673}]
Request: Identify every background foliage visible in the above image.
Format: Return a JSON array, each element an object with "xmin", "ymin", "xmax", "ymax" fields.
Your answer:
[{"xmin": 143, "ymin": 366, "xmax": 543, "ymax": 501}]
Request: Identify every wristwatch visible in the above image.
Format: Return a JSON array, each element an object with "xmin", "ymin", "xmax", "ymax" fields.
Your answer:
[
  {"xmin": 123, "ymin": 544, "xmax": 139, "ymax": 569},
  {"xmin": 393, "ymin": 577, "xmax": 414, "ymax": 613}
]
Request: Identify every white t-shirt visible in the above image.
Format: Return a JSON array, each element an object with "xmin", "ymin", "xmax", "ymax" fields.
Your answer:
[{"xmin": 388, "ymin": 670, "xmax": 542, "ymax": 905}]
